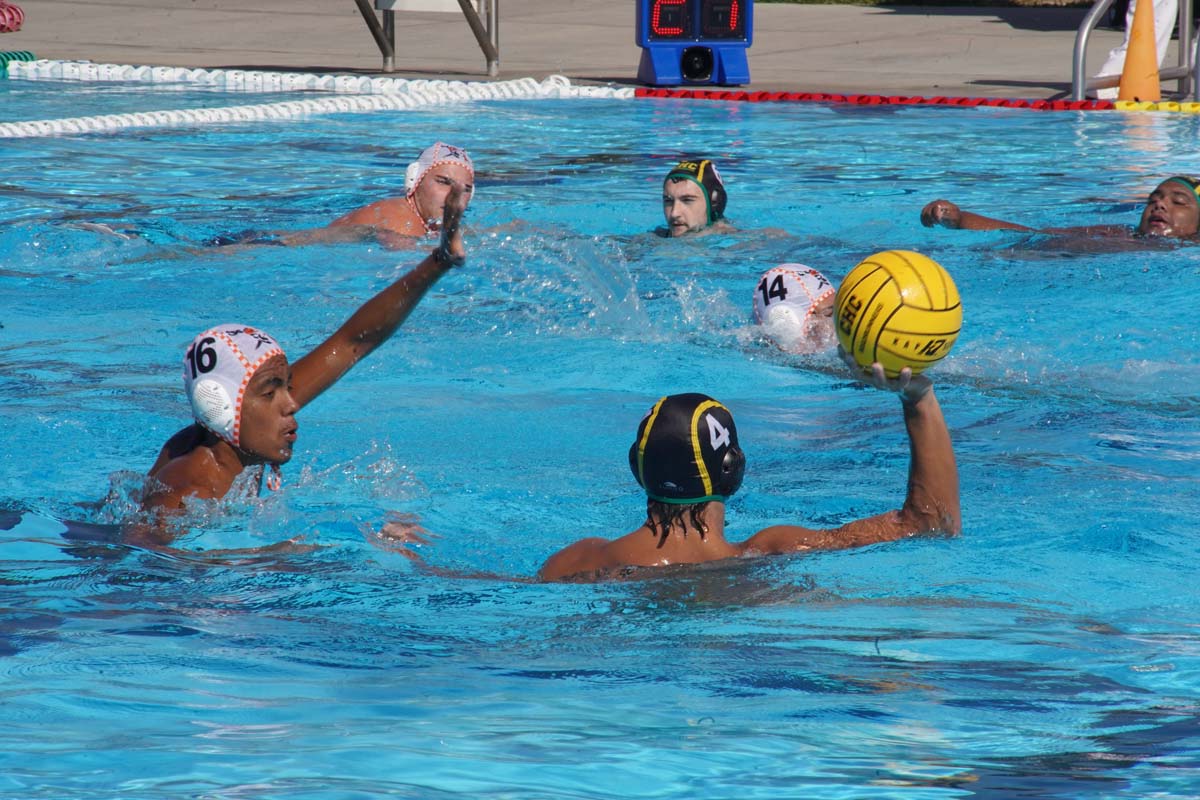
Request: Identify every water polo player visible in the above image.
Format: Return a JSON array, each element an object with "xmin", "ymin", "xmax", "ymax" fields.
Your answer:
[
  {"xmin": 537, "ymin": 359, "xmax": 961, "ymax": 582},
  {"xmin": 135, "ymin": 182, "xmax": 470, "ymax": 545},
  {"xmin": 752, "ymin": 264, "xmax": 837, "ymax": 355},
  {"xmin": 658, "ymin": 158, "xmax": 732, "ymax": 237},
  {"xmin": 921, "ymin": 175, "xmax": 1200, "ymax": 241},
  {"xmin": 277, "ymin": 142, "xmax": 475, "ymax": 248}
]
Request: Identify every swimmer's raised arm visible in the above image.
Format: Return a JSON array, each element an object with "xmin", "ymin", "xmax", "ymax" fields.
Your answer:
[
  {"xmin": 741, "ymin": 353, "xmax": 960, "ymax": 556},
  {"xmin": 289, "ymin": 181, "xmax": 468, "ymax": 408},
  {"xmin": 921, "ymin": 199, "xmax": 1033, "ymax": 232},
  {"xmin": 137, "ymin": 181, "xmax": 468, "ymax": 532},
  {"xmin": 825, "ymin": 357, "xmax": 960, "ymax": 542},
  {"xmin": 131, "ymin": 162, "xmax": 472, "ymax": 544}
]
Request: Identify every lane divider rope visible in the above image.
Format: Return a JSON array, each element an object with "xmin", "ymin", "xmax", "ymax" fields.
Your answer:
[
  {"xmin": 0, "ymin": 61, "xmax": 635, "ymax": 137},
  {"xmin": 11, "ymin": 59, "xmax": 1193, "ymax": 137}
]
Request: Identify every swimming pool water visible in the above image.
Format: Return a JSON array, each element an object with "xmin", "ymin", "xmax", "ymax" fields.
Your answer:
[{"xmin": 1, "ymin": 81, "xmax": 1199, "ymax": 798}]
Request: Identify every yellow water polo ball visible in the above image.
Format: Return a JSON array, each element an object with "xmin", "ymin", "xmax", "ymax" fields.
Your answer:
[{"xmin": 834, "ymin": 250, "xmax": 962, "ymax": 378}]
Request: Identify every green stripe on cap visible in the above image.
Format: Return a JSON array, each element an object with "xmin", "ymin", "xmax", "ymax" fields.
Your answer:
[
  {"xmin": 1166, "ymin": 175, "xmax": 1200, "ymax": 201},
  {"xmin": 645, "ymin": 491, "xmax": 724, "ymax": 505}
]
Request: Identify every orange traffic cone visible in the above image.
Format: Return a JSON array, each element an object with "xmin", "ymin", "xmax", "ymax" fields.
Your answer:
[{"xmin": 1117, "ymin": 0, "xmax": 1161, "ymax": 102}]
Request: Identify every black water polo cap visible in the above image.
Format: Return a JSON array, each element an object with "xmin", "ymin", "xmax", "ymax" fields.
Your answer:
[{"xmin": 628, "ymin": 393, "xmax": 745, "ymax": 504}]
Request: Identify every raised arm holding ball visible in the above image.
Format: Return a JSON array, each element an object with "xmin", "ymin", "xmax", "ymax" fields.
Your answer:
[
  {"xmin": 743, "ymin": 354, "xmax": 960, "ymax": 557},
  {"xmin": 537, "ymin": 370, "xmax": 959, "ymax": 582},
  {"xmin": 538, "ymin": 248, "xmax": 963, "ymax": 582}
]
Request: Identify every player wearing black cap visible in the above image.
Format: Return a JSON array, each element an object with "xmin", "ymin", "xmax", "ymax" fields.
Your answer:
[{"xmin": 538, "ymin": 356, "xmax": 961, "ymax": 582}]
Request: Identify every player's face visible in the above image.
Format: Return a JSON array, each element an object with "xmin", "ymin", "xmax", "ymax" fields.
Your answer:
[
  {"xmin": 1138, "ymin": 180, "xmax": 1200, "ymax": 237},
  {"xmin": 662, "ymin": 178, "xmax": 710, "ymax": 236},
  {"xmin": 414, "ymin": 163, "xmax": 474, "ymax": 224},
  {"xmin": 238, "ymin": 355, "xmax": 299, "ymax": 464}
]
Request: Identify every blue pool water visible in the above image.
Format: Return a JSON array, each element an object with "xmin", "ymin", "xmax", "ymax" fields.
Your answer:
[{"xmin": 1, "ymin": 79, "xmax": 1199, "ymax": 798}]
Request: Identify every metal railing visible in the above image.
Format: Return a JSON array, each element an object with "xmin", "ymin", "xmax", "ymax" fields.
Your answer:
[
  {"xmin": 1072, "ymin": 0, "xmax": 1196, "ymax": 100},
  {"xmin": 353, "ymin": 0, "xmax": 499, "ymax": 77}
]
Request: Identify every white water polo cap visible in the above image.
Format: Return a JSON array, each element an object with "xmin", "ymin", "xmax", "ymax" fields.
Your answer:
[
  {"xmin": 182, "ymin": 324, "xmax": 286, "ymax": 448},
  {"xmin": 405, "ymin": 142, "xmax": 474, "ymax": 199},
  {"xmin": 752, "ymin": 264, "xmax": 836, "ymax": 354}
]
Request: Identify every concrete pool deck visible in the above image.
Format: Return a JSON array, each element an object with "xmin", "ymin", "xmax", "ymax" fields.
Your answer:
[{"xmin": 0, "ymin": 1, "xmax": 1153, "ymax": 99}]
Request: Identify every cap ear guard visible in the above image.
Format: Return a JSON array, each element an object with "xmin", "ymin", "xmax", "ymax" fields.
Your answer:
[
  {"xmin": 708, "ymin": 180, "xmax": 727, "ymax": 222},
  {"xmin": 703, "ymin": 161, "xmax": 727, "ymax": 222},
  {"xmin": 717, "ymin": 445, "xmax": 745, "ymax": 497},
  {"xmin": 404, "ymin": 160, "xmax": 421, "ymax": 194}
]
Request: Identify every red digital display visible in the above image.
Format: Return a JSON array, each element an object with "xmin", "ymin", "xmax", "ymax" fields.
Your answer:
[
  {"xmin": 701, "ymin": 0, "xmax": 744, "ymax": 39},
  {"xmin": 637, "ymin": 0, "xmax": 752, "ymax": 84},
  {"xmin": 650, "ymin": 0, "xmax": 691, "ymax": 39}
]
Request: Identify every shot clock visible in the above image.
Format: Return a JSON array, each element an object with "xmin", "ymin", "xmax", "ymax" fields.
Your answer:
[{"xmin": 636, "ymin": 0, "xmax": 753, "ymax": 86}]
